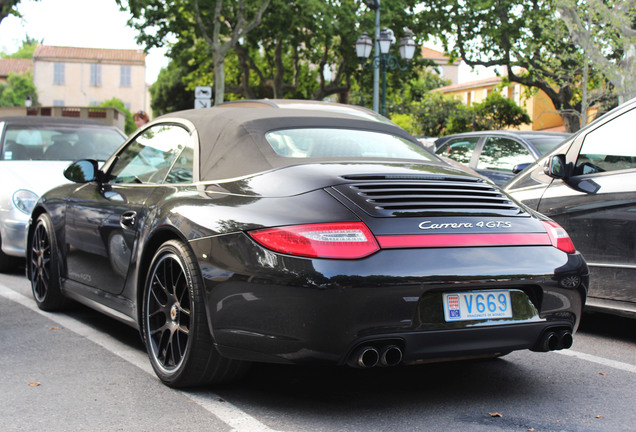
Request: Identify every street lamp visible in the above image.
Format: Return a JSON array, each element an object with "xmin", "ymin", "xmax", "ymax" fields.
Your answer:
[{"xmin": 356, "ymin": 28, "xmax": 416, "ymax": 116}]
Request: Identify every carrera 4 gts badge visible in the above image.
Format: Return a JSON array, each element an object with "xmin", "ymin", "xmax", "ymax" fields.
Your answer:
[{"xmin": 418, "ymin": 221, "xmax": 513, "ymax": 230}]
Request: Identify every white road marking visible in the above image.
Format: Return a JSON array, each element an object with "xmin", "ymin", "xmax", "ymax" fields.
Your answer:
[
  {"xmin": 0, "ymin": 283, "xmax": 280, "ymax": 432},
  {"xmin": 556, "ymin": 349, "xmax": 636, "ymax": 374}
]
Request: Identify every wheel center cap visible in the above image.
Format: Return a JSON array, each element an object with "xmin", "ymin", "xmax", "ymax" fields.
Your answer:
[{"xmin": 170, "ymin": 304, "xmax": 179, "ymax": 321}]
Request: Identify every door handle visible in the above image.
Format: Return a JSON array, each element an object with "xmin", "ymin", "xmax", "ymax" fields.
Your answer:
[{"xmin": 120, "ymin": 211, "xmax": 137, "ymax": 229}]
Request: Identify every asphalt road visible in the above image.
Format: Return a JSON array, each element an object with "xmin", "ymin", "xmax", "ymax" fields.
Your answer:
[{"xmin": 1, "ymin": 264, "xmax": 635, "ymax": 432}]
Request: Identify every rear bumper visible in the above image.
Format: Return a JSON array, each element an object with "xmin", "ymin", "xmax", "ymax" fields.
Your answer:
[{"xmin": 191, "ymin": 234, "xmax": 588, "ymax": 366}]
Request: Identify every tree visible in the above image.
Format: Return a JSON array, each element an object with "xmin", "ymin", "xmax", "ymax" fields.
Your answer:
[
  {"xmin": 471, "ymin": 91, "xmax": 531, "ymax": 130},
  {"xmin": 99, "ymin": 98, "xmax": 135, "ymax": 134},
  {"xmin": 1, "ymin": 36, "xmax": 38, "ymax": 58},
  {"xmin": 0, "ymin": 0, "xmax": 20, "ymax": 23},
  {"xmin": 420, "ymin": 0, "xmax": 596, "ymax": 132},
  {"xmin": 0, "ymin": 71, "xmax": 37, "ymax": 107},
  {"xmin": 392, "ymin": 91, "xmax": 470, "ymax": 136},
  {"xmin": 120, "ymin": 0, "xmax": 271, "ymax": 105},
  {"xmin": 556, "ymin": 0, "xmax": 636, "ymax": 105},
  {"xmin": 149, "ymin": 60, "xmax": 195, "ymax": 116}
]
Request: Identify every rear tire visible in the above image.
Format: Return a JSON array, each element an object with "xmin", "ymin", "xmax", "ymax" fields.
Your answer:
[
  {"xmin": 29, "ymin": 213, "xmax": 68, "ymax": 311},
  {"xmin": 142, "ymin": 240, "xmax": 249, "ymax": 388}
]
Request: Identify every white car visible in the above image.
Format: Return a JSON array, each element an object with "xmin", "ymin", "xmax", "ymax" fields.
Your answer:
[{"xmin": 0, "ymin": 116, "xmax": 126, "ymax": 272}]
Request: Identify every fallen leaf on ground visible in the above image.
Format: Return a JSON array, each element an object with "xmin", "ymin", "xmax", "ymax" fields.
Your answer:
[
  {"xmin": 489, "ymin": 412, "xmax": 503, "ymax": 418},
  {"xmin": 28, "ymin": 382, "xmax": 40, "ymax": 387}
]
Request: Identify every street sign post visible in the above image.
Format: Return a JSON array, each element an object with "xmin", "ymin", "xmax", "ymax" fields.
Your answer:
[{"xmin": 195, "ymin": 86, "xmax": 212, "ymax": 108}]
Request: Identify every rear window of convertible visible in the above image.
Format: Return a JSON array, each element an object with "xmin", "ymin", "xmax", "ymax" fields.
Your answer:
[{"xmin": 265, "ymin": 128, "xmax": 435, "ymax": 161}]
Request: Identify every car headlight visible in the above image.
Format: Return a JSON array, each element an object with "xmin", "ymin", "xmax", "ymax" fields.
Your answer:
[{"xmin": 13, "ymin": 189, "xmax": 39, "ymax": 215}]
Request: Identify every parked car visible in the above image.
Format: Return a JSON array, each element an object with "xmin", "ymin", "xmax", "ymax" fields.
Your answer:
[
  {"xmin": 0, "ymin": 116, "xmax": 126, "ymax": 272},
  {"xmin": 504, "ymin": 99, "xmax": 636, "ymax": 319},
  {"xmin": 435, "ymin": 131, "xmax": 570, "ymax": 185},
  {"xmin": 28, "ymin": 100, "xmax": 587, "ymax": 388}
]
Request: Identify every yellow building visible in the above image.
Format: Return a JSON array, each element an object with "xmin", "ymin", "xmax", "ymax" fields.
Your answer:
[
  {"xmin": 434, "ymin": 75, "xmax": 565, "ymax": 131},
  {"xmin": 32, "ymin": 45, "xmax": 148, "ymax": 114},
  {"xmin": 421, "ymin": 47, "xmax": 460, "ymax": 85}
]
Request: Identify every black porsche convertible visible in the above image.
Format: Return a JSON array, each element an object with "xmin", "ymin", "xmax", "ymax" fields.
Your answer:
[{"xmin": 28, "ymin": 100, "xmax": 588, "ymax": 387}]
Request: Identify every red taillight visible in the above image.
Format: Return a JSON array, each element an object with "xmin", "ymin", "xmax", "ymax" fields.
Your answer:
[
  {"xmin": 248, "ymin": 222, "xmax": 380, "ymax": 259},
  {"xmin": 542, "ymin": 220, "xmax": 576, "ymax": 254}
]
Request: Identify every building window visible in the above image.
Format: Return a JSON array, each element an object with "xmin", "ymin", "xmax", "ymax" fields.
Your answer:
[
  {"xmin": 120, "ymin": 65, "xmax": 131, "ymax": 87},
  {"xmin": 53, "ymin": 99, "xmax": 65, "ymax": 106},
  {"xmin": 54, "ymin": 63, "xmax": 65, "ymax": 85},
  {"xmin": 90, "ymin": 64, "xmax": 102, "ymax": 87}
]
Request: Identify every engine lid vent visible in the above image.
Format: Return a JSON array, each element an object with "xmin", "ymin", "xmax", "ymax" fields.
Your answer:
[{"xmin": 332, "ymin": 178, "xmax": 524, "ymax": 217}]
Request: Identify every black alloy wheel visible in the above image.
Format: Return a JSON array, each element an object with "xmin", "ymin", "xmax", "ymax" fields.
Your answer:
[
  {"xmin": 30, "ymin": 213, "xmax": 67, "ymax": 311},
  {"xmin": 142, "ymin": 240, "xmax": 249, "ymax": 387}
]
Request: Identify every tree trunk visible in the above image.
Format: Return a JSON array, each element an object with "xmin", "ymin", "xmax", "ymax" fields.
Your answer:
[
  {"xmin": 214, "ymin": 55, "xmax": 225, "ymax": 106},
  {"xmin": 560, "ymin": 111, "xmax": 581, "ymax": 133}
]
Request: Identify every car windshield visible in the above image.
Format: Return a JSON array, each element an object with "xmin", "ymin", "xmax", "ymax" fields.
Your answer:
[
  {"xmin": 265, "ymin": 128, "xmax": 435, "ymax": 161},
  {"xmin": 526, "ymin": 136, "xmax": 568, "ymax": 156},
  {"xmin": 2, "ymin": 125, "xmax": 124, "ymax": 161}
]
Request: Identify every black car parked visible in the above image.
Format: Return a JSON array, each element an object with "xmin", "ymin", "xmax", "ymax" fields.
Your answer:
[
  {"xmin": 28, "ymin": 100, "xmax": 587, "ymax": 387},
  {"xmin": 435, "ymin": 131, "xmax": 570, "ymax": 185},
  {"xmin": 504, "ymin": 99, "xmax": 636, "ymax": 318}
]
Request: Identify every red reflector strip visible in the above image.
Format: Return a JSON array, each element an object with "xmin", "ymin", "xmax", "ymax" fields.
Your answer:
[{"xmin": 376, "ymin": 233, "xmax": 552, "ymax": 249}]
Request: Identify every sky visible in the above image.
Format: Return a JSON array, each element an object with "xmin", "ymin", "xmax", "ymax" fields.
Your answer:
[{"xmin": 0, "ymin": 0, "xmax": 169, "ymax": 84}]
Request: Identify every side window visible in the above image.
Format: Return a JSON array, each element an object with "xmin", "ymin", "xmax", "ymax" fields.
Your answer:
[
  {"xmin": 438, "ymin": 137, "xmax": 479, "ymax": 165},
  {"xmin": 108, "ymin": 124, "xmax": 190, "ymax": 184},
  {"xmin": 575, "ymin": 109, "xmax": 636, "ymax": 175},
  {"xmin": 165, "ymin": 144, "xmax": 194, "ymax": 184},
  {"xmin": 477, "ymin": 137, "xmax": 533, "ymax": 172}
]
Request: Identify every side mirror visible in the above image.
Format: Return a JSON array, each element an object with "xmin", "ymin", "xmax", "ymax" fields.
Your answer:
[
  {"xmin": 543, "ymin": 154, "xmax": 567, "ymax": 179},
  {"xmin": 64, "ymin": 159, "xmax": 99, "ymax": 183},
  {"xmin": 512, "ymin": 162, "xmax": 531, "ymax": 174}
]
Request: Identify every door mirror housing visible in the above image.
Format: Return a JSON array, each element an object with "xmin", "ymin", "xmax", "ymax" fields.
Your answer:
[
  {"xmin": 512, "ymin": 162, "xmax": 532, "ymax": 174},
  {"xmin": 543, "ymin": 154, "xmax": 567, "ymax": 179},
  {"xmin": 64, "ymin": 159, "xmax": 100, "ymax": 183}
]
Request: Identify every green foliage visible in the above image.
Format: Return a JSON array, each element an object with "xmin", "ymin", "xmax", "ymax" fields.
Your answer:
[
  {"xmin": 390, "ymin": 113, "xmax": 418, "ymax": 134},
  {"xmin": 149, "ymin": 60, "xmax": 195, "ymax": 116},
  {"xmin": 120, "ymin": 0, "xmax": 429, "ymax": 110},
  {"xmin": 390, "ymin": 90, "xmax": 468, "ymax": 137},
  {"xmin": 418, "ymin": 0, "xmax": 600, "ymax": 132},
  {"xmin": 397, "ymin": 90, "xmax": 531, "ymax": 137},
  {"xmin": 0, "ymin": 0, "xmax": 22, "ymax": 23},
  {"xmin": 471, "ymin": 92, "xmax": 531, "ymax": 130},
  {"xmin": 99, "ymin": 98, "xmax": 135, "ymax": 135},
  {"xmin": 1, "ymin": 36, "xmax": 39, "ymax": 58},
  {"xmin": 0, "ymin": 71, "xmax": 37, "ymax": 107}
]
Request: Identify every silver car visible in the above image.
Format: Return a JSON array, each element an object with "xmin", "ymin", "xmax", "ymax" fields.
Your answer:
[{"xmin": 0, "ymin": 116, "xmax": 126, "ymax": 272}]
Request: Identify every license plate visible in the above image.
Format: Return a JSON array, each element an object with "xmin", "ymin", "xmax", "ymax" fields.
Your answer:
[{"xmin": 443, "ymin": 290, "xmax": 513, "ymax": 321}]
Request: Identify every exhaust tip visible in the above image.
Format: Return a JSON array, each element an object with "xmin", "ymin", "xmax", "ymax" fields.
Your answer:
[
  {"xmin": 349, "ymin": 346, "xmax": 379, "ymax": 368},
  {"xmin": 380, "ymin": 345, "xmax": 403, "ymax": 367},
  {"xmin": 559, "ymin": 331, "xmax": 573, "ymax": 349},
  {"xmin": 546, "ymin": 331, "xmax": 560, "ymax": 351}
]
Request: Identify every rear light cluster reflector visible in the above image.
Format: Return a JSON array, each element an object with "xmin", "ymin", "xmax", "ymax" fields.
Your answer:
[
  {"xmin": 248, "ymin": 222, "xmax": 380, "ymax": 259},
  {"xmin": 541, "ymin": 220, "xmax": 576, "ymax": 253}
]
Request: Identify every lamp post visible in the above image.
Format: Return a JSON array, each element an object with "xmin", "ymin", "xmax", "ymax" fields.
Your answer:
[{"xmin": 356, "ymin": 28, "xmax": 416, "ymax": 117}]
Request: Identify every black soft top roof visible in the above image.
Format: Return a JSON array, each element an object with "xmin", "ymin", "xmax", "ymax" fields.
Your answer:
[{"xmin": 157, "ymin": 102, "xmax": 421, "ymax": 181}]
